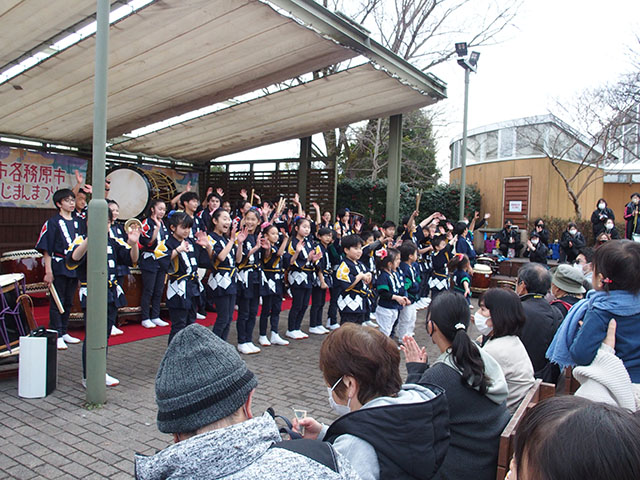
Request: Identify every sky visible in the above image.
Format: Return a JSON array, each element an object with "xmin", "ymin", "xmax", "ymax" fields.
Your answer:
[{"xmin": 218, "ymin": 0, "xmax": 640, "ymax": 179}]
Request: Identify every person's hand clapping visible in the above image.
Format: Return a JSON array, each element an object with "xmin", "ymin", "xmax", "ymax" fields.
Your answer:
[{"xmin": 400, "ymin": 335, "xmax": 427, "ymax": 363}]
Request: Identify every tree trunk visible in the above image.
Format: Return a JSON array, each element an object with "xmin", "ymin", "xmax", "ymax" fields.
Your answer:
[{"xmin": 549, "ymin": 158, "xmax": 582, "ymax": 219}]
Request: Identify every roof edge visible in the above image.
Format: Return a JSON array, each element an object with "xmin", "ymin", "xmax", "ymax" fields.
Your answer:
[{"xmin": 263, "ymin": 0, "xmax": 447, "ymax": 101}]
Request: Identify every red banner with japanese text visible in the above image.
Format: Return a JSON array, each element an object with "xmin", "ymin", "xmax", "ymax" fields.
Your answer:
[{"xmin": 0, "ymin": 146, "xmax": 88, "ymax": 208}]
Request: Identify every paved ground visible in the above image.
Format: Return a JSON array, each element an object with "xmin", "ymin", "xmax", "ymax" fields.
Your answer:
[{"xmin": 0, "ymin": 301, "xmax": 477, "ymax": 479}]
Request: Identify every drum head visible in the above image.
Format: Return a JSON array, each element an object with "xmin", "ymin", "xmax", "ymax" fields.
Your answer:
[
  {"xmin": 1, "ymin": 249, "xmax": 42, "ymax": 260},
  {"xmin": 107, "ymin": 168, "xmax": 150, "ymax": 219},
  {"xmin": 0, "ymin": 273, "xmax": 24, "ymax": 288},
  {"xmin": 474, "ymin": 264, "xmax": 492, "ymax": 274}
]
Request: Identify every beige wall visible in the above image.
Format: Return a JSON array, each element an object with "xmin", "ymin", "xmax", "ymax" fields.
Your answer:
[{"xmin": 450, "ymin": 157, "xmax": 604, "ymax": 224}]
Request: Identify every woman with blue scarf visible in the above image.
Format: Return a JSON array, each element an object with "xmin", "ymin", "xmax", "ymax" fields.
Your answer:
[{"xmin": 547, "ymin": 240, "xmax": 640, "ymax": 399}]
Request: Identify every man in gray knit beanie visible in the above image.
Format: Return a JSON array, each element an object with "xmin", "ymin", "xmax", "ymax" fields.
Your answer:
[{"xmin": 135, "ymin": 324, "xmax": 361, "ymax": 480}]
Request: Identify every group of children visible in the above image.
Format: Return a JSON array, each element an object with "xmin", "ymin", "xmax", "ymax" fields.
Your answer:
[{"xmin": 36, "ymin": 179, "xmax": 484, "ymax": 389}]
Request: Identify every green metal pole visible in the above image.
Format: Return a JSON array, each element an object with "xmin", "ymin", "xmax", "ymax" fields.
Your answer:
[
  {"xmin": 298, "ymin": 137, "xmax": 311, "ymax": 205},
  {"xmin": 459, "ymin": 67, "xmax": 470, "ymax": 221},
  {"xmin": 386, "ymin": 114, "xmax": 403, "ymax": 223},
  {"xmin": 86, "ymin": 0, "xmax": 110, "ymax": 404}
]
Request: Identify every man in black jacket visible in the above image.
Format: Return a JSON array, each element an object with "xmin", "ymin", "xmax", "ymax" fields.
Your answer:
[
  {"xmin": 515, "ymin": 263, "xmax": 563, "ymax": 383},
  {"xmin": 495, "ymin": 219, "xmax": 522, "ymax": 257}
]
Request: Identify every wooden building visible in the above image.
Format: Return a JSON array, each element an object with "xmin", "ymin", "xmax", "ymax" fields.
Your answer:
[{"xmin": 449, "ymin": 115, "xmax": 638, "ymax": 228}]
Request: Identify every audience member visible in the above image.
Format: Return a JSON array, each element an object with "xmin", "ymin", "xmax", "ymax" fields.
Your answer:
[
  {"xmin": 477, "ymin": 289, "xmax": 536, "ymax": 413},
  {"xmin": 549, "ymin": 265, "xmax": 585, "ymax": 319},
  {"xmin": 294, "ymin": 324, "xmax": 449, "ymax": 480},
  {"xmin": 134, "ymin": 324, "xmax": 361, "ymax": 480},
  {"xmin": 510, "ymin": 396, "xmax": 640, "ymax": 480},
  {"xmin": 548, "ymin": 240, "xmax": 640, "ymax": 400},
  {"xmin": 515, "ymin": 263, "xmax": 562, "ymax": 382},
  {"xmin": 402, "ymin": 292, "xmax": 510, "ymax": 480},
  {"xmin": 559, "ymin": 222, "xmax": 585, "ymax": 263}
]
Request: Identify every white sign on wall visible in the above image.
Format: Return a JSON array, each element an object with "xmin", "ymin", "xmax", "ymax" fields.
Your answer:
[{"xmin": 509, "ymin": 201, "xmax": 523, "ymax": 213}]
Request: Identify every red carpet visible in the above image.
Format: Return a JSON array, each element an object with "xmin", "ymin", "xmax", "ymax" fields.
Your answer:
[{"xmin": 31, "ymin": 295, "xmax": 296, "ymax": 346}]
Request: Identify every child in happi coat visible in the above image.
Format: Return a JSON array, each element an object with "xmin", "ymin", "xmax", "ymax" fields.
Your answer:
[
  {"xmin": 165, "ymin": 212, "xmax": 214, "ymax": 344},
  {"xmin": 449, "ymin": 253, "xmax": 473, "ymax": 306},
  {"xmin": 139, "ymin": 199, "xmax": 171, "ymax": 330},
  {"xmin": 309, "ymin": 227, "xmax": 334, "ymax": 335},
  {"xmin": 35, "ymin": 188, "xmax": 82, "ymax": 350},
  {"xmin": 66, "ymin": 207, "xmax": 140, "ymax": 387},
  {"xmin": 284, "ymin": 217, "xmax": 321, "ymax": 339},
  {"xmin": 396, "ymin": 241, "xmax": 420, "ymax": 340},
  {"xmin": 235, "ymin": 208, "xmax": 263, "ymax": 355},
  {"xmin": 375, "ymin": 248, "xmax": 410, "ymax": 336},
  {"xmin": 335, "ymin": 234, "xmax": 372, "ymax": 325},
  {"xmin": 362, "ymin": 230, "xmax": 383, "ymax": 327},
  {"xmin": 429, "ymin": 234, "xmax": 452, "ymax": 300},
  {"xmin": 258, "ymin": 224, "xmax": 289, "ymax": 346},
  {"xmin": 207, "ymin": 208, "xmax": 238, "ymax": 341}
]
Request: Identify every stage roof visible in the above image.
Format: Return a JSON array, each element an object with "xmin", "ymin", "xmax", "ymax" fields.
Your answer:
[{"xmin": 0, "ymin": 0, "xmax": 447, "ymax": 164}]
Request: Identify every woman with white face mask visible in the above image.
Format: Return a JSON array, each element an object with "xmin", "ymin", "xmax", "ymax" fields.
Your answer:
[
  {"xmin": 476, "ymin": 288, "xmax": 536, "ymax": 414},
  {"xmin": 560, "ymin": 222, "xmax": 586, "ymax": 263},
  {"xmin": 293, "ymin": 323, "xmax": 449, "ymax": 480},
  {"xmin": 591, "ymin": 198, "xmax": 616, "ymax": 240}
]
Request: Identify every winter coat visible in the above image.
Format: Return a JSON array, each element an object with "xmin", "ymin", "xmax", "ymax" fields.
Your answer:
[
  {"xmin": 134, "ymin": 413, "xmax": 361, "ymax": 480},
  {"xmin": 323, "ymin": 384, "xmax": 449, "ymax": 480},
  {"xmin": 406, "ymin": 348, "xmax": 510, "ymax": 480},
  {"xmin": 519, "ymin": 294, "xmax": 563, "ymax": 382}
]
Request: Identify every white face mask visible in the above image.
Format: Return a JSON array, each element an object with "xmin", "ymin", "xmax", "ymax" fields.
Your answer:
[
  {"xmin": 327, "ymin": 377, "xmax": 351, "ymax": 416},
  {"xmin": 605, "ymin": 223, "xmax": 614, "ymax": 230},
  {"xmin": 531, "ymin": 239, "xmax": 539, "ymax": 246},
  {"xmin": 474, "ymin": 311, "xmax": 493, "ymax": 336},
  {"xmin": 598, "ymin": 203, "xmax": 606, "ymax": 210},
  {"xmin": 569, "ymin": 229, "xmax": 578, "ymax": 236}
]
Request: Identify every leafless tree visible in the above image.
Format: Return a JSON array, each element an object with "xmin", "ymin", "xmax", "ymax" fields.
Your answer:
[
  {"xmin": 316, "ymin": 0, "xmax": 522, "ymax": 177},
  {"xmin": 519, "ymin": 69, "xmax": 639, "ymax": 219}
]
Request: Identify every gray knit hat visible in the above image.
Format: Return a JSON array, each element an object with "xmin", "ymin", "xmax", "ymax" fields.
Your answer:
[{"xmin": 155, "ymin": 324, "xmax": 258, "ymax": 434}]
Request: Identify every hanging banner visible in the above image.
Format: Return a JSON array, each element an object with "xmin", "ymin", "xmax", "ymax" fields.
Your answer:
[{"xmin": 0, "ymin": 146, "xmax": 88, "ymax": 209}]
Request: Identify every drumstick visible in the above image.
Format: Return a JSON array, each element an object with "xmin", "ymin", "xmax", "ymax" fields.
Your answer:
[
  {"xmin": 415, "ymin": 191, "xmax": 421, "ymax": 212},
  {"xmin": 250, "ymin": 188, "xmax": 255, "ymax": 206},
  {"xmin": 49, "ymin": 283, "xmax": 65, "ymax": 314}
]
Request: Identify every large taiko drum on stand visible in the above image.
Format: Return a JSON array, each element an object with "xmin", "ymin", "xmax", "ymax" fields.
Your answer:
[
  {"xmin": 0, "ymin": 250, "xmax": 47, "ymax": 294},
  {"xmin": 69, "ymin": 268, "xmax": 144, "ymax": 326},
  {"xmin": 118, "ymin": 268, "xmax": 143, "ymax": 323},
  {"xmin": 68, "ymin": 268, "xmax": 168, "ymax": 328},
  {"xmin": 471, "ymin": 263, "xmax": 492, "ymax": 295},
  {"xmin": 106, "ymin": 167, "xmax": 177, "ymax": 219}
]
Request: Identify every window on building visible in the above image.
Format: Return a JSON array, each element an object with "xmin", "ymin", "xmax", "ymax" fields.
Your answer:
[
  {"xmin": 467, "ymin": 135, "xmax": 481, "ymax": 162},
  {"xmin": 485, "ymin": 130, "xmax": 498, "ymax": 160},
  {"xmin": 499, "ymin": 128, "xmax": 515, "ymax": 158},
  {"xmin": 515, "ymin": 125, "xmax": 544, "ymax": 157}
]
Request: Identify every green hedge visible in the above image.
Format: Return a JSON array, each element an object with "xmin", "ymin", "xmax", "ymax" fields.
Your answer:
[{"xmin": 336, "ymin": 178, "xmax": 481, "ymax": 224}]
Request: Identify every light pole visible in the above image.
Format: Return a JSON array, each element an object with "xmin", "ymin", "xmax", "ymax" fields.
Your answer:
[{"xmin": 455, "ymin": 42, "xmax": 480, "ymax": 221}]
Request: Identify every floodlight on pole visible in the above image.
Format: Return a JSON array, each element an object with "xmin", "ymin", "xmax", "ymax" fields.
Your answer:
[
  {"xmin": 455, "ymin": 42, "xmax": 468, "ymax": 57},
  {"xmin": 455, "ymin": 43, "xmax": 480, "ymax": 221}
]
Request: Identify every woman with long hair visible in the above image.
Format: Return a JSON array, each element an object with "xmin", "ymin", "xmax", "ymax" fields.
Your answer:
[{"xmin": 402, "ymin": 291, "xmax": 510, "ymax": 480}]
